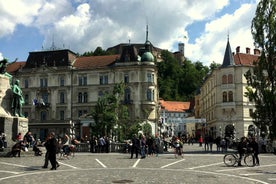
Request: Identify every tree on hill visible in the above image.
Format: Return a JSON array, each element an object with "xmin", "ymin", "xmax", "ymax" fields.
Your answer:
[
  {"xmin": 244, "ymin": 0, "xmax": 276, "ymax": 139},
  {"xmin": 157, "ymin": 50, "xmax": 209, "ymax": 101},
  {"xmin": 81, "ymin": 47, "xmax": 114, "ymax": 56}
]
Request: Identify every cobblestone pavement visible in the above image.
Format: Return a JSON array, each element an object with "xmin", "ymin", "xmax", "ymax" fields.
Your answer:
[{"xmin": 0, "ymin": 144, "xmax": 276, "ymax": 184}]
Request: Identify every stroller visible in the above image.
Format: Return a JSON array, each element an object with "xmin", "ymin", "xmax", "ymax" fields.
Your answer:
[{"xmin": 33, "ymin": 141, "xmax": 43, "ymax": 156}]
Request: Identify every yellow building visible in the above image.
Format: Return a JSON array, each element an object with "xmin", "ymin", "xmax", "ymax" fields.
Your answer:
[
  {"xmin": 200, "ymin": 40, "xmax": 259, "ymax": 139},
  {"xmin": 7, "ymin": 36, "xmax": 158, "ymax": 140}
]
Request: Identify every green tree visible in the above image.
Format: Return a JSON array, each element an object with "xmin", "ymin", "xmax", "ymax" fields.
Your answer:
[
  {"xmin": 91, "ymin": 83, "xmax": 129, "ymax": 139},
  {"xmin": 244, "ymin": 0, "xmax": 276, "ymax": 139},
  {"xmin": 142, "ymin": 122, "xmax": 152, "ymax": 137},
  {"xmin": 81, "ymin": 47, "xmax": 114, "ymax": 56},
  {"xmin": 157, "ymin": 50, "xmax": 209, "ymax": 101}
]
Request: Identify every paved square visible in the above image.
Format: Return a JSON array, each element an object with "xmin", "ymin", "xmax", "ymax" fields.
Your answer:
[{"xmin": 0, "ymin": 145, "xmax": 276, "ymax": 184}]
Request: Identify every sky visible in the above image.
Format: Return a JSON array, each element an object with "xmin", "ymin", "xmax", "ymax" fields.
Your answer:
[{"xmin": 0, "ymin": 0, "xmax": 259, "ymax": 66}]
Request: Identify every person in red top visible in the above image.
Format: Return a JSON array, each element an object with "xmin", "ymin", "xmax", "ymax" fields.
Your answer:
[
  {"xmin": 16, "ymin": 133, "xmax": 23, "ymax": 142},
  {"xmin": 199, "ymin": 135, "xmax": 203, "ymax": 147}
]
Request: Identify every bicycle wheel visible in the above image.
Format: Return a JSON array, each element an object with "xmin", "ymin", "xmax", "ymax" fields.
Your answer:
[
  {"xmin": 223, "ymin": 154, "xmax": 237, "ymax": 166},
  {"xmin": 244, "ymin": 154, "xmax": 255, "ymax": 167}
]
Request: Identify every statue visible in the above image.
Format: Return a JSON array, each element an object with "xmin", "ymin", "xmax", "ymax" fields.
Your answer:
[
  {"xmin": 0, "ymin": 58, "xmax": 13, "ymax": 85},
  {"xmin": 0, "ymin": 58, "xmax": 8, "ymax": 74},
  {"xmin": 11, "ymin": 80, "xmax": 24, "ymax": 117}
]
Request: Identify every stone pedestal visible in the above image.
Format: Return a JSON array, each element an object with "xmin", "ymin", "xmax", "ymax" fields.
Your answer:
[
  {"xmin": 0, "ymin": 74, "xmax": 12, "ymax": 117},
  {"xmin": 0, "ymin": 75, "xmax": 28, "ymax": 148}
]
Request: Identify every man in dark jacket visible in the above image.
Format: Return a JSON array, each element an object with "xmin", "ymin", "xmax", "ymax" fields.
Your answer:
[
  {"xmin": 130, "ymin": 134, "xmax": 140, "ymax": 159},
  {"xmin": 249, "ymin": 137, "xmax": 260, "ymax": 166},
  {"xmin": 45, "ymin": 132, "xmax": 58, "ymax": 170}
]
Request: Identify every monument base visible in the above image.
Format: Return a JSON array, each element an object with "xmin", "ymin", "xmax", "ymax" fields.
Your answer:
[{"xmin": 0, "ymin": 116, "xmax": 28, "ymax": 148}]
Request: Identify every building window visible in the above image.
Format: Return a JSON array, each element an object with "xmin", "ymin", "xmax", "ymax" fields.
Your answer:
[
  {"xmin": 146, "ymin": 89, "xmax": 154, "ymax": 101},
  {"xmin": 60, "ymin": 76, "xmax": 65, "ymax": 86},
  {"xmin": 60, "ymin": 92, "xmax": 65, "ymax": 103},
  {"xmin": 78, "ymin": 76, "xmax": 87, "ymax": 86},
  {"xmin": 228, "ymin": 74, "xmax": 233, "ymax": 84},
  {"xmin": 24, "ymin": 94, "xmax": 29, "ymax": 105},
  {"xmin": 228, "ymin": 91, "xmax": 233, "ymax": 102},
  {"xmin": 78, "ymin": 92, "xmax": 83, "ymax": 103},
  {"xmin": 78, "ymin": 110, "xmax": 83, "ymax": 117},
  {"xmin": 147, "ymin": 73, "xmax": 154, "ymax": 83},
  {"xmin": 124, "ymin": 88, "xmax": 131, "ymax": 102},
  {"xmin": 83, "ymin": 92, "xmax": 88, "ymax": 103},
  {"xmin": 98, "ymin": 91, "xmax": 104, "ymax": 97},
  {"xmin": 60, "ymin": 110, "xmax": 65, "ymax": 120},
  {"xmin": 78, "ymin": 92, "xmax": 88, "ymax": 103},
  {"xmin": 24, "ymin": 79, "xmax": 29, "ymax": 88},
  {"xmin": 100, "ymin": 75, "xmax": 108, "ymax": 85},
  {"xmin": 222, "ymin": 75, "xmax": 227, "ymax": 84},
  {"xmin": 249, "ymin": 109, "xmax": 254, "ymax": 117},
  {"xmin": 41, "ymin": 93, "xmax": 48, "ymax": 103},
  {"xmin": 40, "ymin": 78, "xmax": 48, "ymax": 87},
  {"xmin": 78, "ymin": 110, "xmax": 87, "ymax": 117},
  {"xmin": 223, "ymin": 92, "xmax": 227, "ymax": 102},
  {"xmin": 40, "ymin": 111, "xmax": 47, "ymax": 121},
  {"xmin": 124, "ymin": 74, "xmax": 129, "ymax": 83}
]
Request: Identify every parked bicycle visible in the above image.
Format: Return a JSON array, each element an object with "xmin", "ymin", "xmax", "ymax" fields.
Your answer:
[{"xmin": 223, "ymin": 150, "xmax": 255, "ymax": 167}]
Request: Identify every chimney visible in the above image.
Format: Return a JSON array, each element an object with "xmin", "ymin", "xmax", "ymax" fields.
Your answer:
[
  {"xmin": 254, "ymin": 48, "xmax": 260, "ymax": 55},
  {"xmin": 246, "ymin": 47, "xmax": 250, "ymax": 54},
  {"xmin": 236, "ymin": 46, "xmax": 240, "ymax": 53}
]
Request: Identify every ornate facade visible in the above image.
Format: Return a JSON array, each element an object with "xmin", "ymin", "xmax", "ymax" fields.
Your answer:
[
  {"xmin": 7, "ymin": 37, "xmax": 158, "ymax": 140},
  {"xmin": 200, "ymin": 40, "xmax": 259, "ymax": 139}
]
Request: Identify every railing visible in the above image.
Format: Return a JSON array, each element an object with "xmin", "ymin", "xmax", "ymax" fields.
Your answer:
[{"xmin": 74, "ymin": 142, "xmax": 128, "ymax": 153}]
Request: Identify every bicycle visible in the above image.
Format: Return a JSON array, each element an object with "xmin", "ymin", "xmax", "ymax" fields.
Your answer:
[
  {"xmin": 57, "ymin": 144, "xmax": 75, "ymax": 160},
  {"xmin": 223, "ymin": 150, "xmax": 255, "ymax": 167}
]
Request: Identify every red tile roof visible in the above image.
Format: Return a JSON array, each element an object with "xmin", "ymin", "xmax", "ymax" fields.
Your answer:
[
  {"xmin": 234, "ymin": 53, "xmax": 259, "ymax": 66},
  {"xmin": 74, "ymin": 55, "xmax": 120, "ymax": 69},
  {"xmin": 6, "ymin": 62, "xmax": 26, "ymax": 73},
  {"xmin": 160, "ymin": 99, "xmax": 190, "ymax": 112}
]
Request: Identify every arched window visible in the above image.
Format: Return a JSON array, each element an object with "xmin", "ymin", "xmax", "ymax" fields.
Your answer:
[
  {"xmin": 223, "ymin": 92, "xmax": 227, "ymax": 102},
  {"xmin": 222, "ymin": 75, "xmax": 227, "ymax": 84},
  {"xmin": 228, "ymin": 91, "xmax": 233, "ymax": 102},
  {"xmin": 228, "ymin": 74, "xmax": 233, "ymax": 84}
]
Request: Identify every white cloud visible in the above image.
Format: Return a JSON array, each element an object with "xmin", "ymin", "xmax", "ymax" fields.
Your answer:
[
  {"xmin": 0, "ymin": 0, "xmax": 259, "ymax": 66},
  {"xmin": 0, "ymin": 0, "xmax": 42, "ymax": 37},
  {"xmin": 185, "ymin": 2, "xmax": 257, "ymax": 65}
]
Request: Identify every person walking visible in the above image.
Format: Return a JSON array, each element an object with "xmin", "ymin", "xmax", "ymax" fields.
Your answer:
[
  {"xmin": 204, "ymin": 134, "xmax": 209, "ymax": 151},
  {"xmin": 130, "ymin": 134, "xmax": 140, "ymax": 159},
  {"xmin": 42, "ymin": 133, "xmax": 59, "ymax": 169},
  {"xmin": 45, "ymin": 132, "xmax": 58, "ymax": 170},
  {"xmin": 154, "ymin": 134, "xmax": 161, "ymax": 157},
  {"xmin": 249, "ymin": 137, "xmax": 260, "ymax": 166},
  {"xmin": 209, "ymin": 136, "xmax": 214, "ymax": 152},
  {"xmin": 140, "ymin": 135, "xmax": 146, "ymax": 159}
]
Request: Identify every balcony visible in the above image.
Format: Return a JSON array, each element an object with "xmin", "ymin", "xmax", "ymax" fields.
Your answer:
[{"xmin": 35, "ymin": 102, "xmax": 51, "ymax": 109}]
